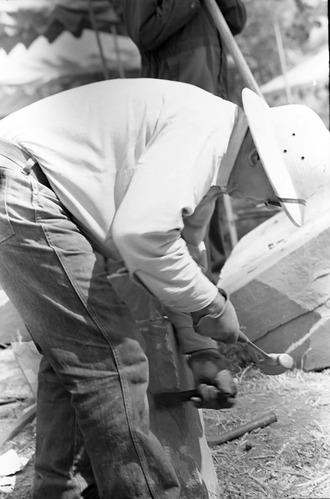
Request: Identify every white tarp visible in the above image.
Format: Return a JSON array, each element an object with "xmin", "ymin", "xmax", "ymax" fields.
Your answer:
[
  {"xmin": 261, "ymin": 46, "xmax": 328, "ymax": 95},
  {"xmin": 0, "ymin": 29, "xmax": 141, "ymax": 116}
]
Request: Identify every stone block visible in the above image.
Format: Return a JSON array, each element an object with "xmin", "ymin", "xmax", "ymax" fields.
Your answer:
[
  {"xmin": 109, "ymin": 269, "xmax": 221, "ymax": 498},
  {"xmin": 219, "ymin": 188, "xmax": 330, "ymax": 370}
]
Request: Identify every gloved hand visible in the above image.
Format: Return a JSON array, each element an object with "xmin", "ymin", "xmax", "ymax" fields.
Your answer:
[
  {"xmin": 187, "ymin": 349, "xmax": 237, "ymax": 409},
  {"xmin": 191, "ymin": 288, "xmax": 240, "ymax": 344}
]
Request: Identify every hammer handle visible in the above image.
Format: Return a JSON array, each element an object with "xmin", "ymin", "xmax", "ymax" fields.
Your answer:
[
  {"xmin": 154, "ymin": 389, "xmax": 198, "ymax": 409},
  {"xmin": 237, "ymin": 330, "xmax": 274, "ymax": 363},
  {"xmin": 154, "ymin": 388, "xmax": 233, "ymax": 409}
]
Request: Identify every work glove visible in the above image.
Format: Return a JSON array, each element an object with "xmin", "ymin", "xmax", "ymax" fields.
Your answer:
[
  {"xmin": 191, "ymin": 288, "xmax": 240, "ymax": 344},
  {"xmin": 187, "ymin": 349, "xmax": 237, "ymax": 410}
]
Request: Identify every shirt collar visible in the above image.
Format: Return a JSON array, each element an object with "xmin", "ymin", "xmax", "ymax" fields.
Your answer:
[{"xmin": 216, "ymin": 108, "xmax": 248, "ymax": 192}]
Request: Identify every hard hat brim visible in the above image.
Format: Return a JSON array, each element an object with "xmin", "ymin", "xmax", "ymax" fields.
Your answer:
[{"xmin": 242, "ymin": 88, "xmax": 304, "ymax": 227}]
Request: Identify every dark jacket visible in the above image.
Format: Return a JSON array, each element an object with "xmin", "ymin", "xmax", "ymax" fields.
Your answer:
[{"xmin": 119, "ymin": 0, "xmax": 247, "ymax": 98}]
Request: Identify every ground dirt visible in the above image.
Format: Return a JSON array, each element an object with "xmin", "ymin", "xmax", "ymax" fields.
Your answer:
[
  {"xmin": 206, "ymin": 367, "xmax": 330, "ymax": 499},
  {"xmin": 0, "ymin": 346, "xmax": 330, "ymax": 499}
]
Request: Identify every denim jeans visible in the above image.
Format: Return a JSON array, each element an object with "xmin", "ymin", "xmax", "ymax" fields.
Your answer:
[{"xmin": 0, "ymin": 166, "xmax": 180, "ymax": 498}]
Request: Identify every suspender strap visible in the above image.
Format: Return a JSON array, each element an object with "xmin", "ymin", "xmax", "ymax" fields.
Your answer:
[{"xmin": 277, "ymin": 196, "xmax": 306, "ymax": 206}]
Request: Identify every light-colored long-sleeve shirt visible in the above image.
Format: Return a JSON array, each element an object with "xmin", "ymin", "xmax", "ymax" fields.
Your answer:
[{"xmin": 0, "ymin": 78, "xmax": 246, "ymax": 314}]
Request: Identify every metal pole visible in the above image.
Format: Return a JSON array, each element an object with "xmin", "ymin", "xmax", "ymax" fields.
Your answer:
[
  {"xmin": 273, "ymin": 19, "xmax": 293, "ymax": 104},
  {"xmin": 110, "ymin": 24, "xmax": 126, "ymax": 78},
  {"xmin": 223, "ymin": 195, "xmax": 238, "ymax": 248},
  {"xmin": 87, "ymin": 0, "xmax": 110, "ymax": 80}
]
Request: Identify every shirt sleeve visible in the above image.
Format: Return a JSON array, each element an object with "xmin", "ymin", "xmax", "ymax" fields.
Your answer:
[
  {"xmin": 111, "ymin": 120, "xmax": 221, "ymax": 313},
  {"xmin": 164, "ymin": 308, "xmax": 218, "ymax": 354}
]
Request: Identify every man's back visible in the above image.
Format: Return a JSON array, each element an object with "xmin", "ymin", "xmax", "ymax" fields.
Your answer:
[{"xmin": 0, "ymin": 79, "xmax": 237, "ymax": 267}]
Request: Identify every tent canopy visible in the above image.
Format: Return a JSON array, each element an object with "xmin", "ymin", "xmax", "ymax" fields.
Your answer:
[
  {"xmin": 0, "ymin": 30, "xmax": 140, "ymax": 117},
  {"xmin": 0, "ymin": 0, "xmax": 121, "ymax": 52}
]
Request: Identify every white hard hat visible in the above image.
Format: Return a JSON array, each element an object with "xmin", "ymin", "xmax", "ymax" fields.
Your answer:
[{"xmin": 242, "ymin": 88, "xmax": 330, "ymax": 226}]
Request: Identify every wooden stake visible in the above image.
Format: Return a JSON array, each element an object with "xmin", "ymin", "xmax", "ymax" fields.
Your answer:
[
  {"xmin": 204, "ymin": 0, "xmax": 264, "ymax": 97},
  {"xmin": 207, "ymin": 411, "xmax": 277, "ymax": 447}
]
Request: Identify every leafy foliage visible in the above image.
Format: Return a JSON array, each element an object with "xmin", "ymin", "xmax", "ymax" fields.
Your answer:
[{"xmin": 230, "ymin": 0, "xmax": 327, "ymax": 92}]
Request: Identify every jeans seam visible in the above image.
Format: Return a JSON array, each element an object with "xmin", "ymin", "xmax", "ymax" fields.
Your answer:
[
  {"xmin": 51, "ymin": 244, "xmax": 155, "ymax": 497},
  {"xmin": 71, "ymin": 419, "xmax": 88, "ymax": 493},
  {"xmin": 112, "ymin": 348, "xmax": 155, "ymax": 498},
  {"xmin": 32, "ymin": 179, "xmax": 156, "ymax": 498}
]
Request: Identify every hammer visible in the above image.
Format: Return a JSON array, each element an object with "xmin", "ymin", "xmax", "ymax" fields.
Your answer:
[
  {"xmin": 154, "ymin": 334, "xmax": 294, "ymax": 408},
  {"xmin": 153, "ymin": 387, "xmax": 233, "ymax": 410},
  {"xmin": 237, "ymin": 330, "xmax": 294, "ymax": 375}
]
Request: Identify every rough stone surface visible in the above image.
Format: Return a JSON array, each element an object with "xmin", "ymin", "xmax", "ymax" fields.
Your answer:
[
  {"xmin": 219, "ymin": 188, "xmax": 330, "ymax": 371},
  {"xmin": 143, "ymin": 321, "xmax": 220, "ymax": 498},
  {"xmin": 301, "ymin": 313, "xmax": 330, "ymax": 371},
  {"xmin": 110, "ymin": 270, "xmax": 221, "ymax": 498}
]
